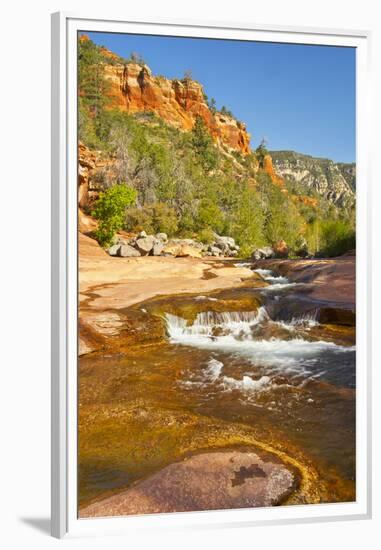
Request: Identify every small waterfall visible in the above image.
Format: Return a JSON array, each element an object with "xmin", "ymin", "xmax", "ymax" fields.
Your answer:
[
  {"xmin": 289, "ymin": 310, "xmax": 319, "ymax": 327},
  {"xmin": 164, "ymin": 306, "xmax": 354, "ymax": 370},
  {"xmin": 165, "ymin": 307, "xmax": 270, "ymax": 341},
  {"xmin": 276, "ymin": 310, "xmax": 319, "ymax": 330}
]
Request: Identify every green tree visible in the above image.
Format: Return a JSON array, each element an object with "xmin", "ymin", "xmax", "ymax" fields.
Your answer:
[
  {"xmin": 190, "ymin": 117, "xmax": 218, "ymax": 171},
  {"xmin": 195, "ymin": 198, "xmax": 225, "ymax": 234},
  {"xmin": 256, "ymin": 138, "xmax": 268, "ymax": 169},
  {"xmin": 92, "ymin": 184, "xmax": 137, "ymax": 246},
  {"xmin": 183, "ymin": 69, "xmax": 193, "ymax": 82},
  {"xmin": 208, "ymin": 97, "xmax": 217, "ymax": 113},
  {"xmin": 129, "ymin": 51, "xmax": 146, "ymax": 65},
  {"xmin": 228, "ymin": 187, "xmax": 265, "ymax": 256},
  {"xmin": 220, "ymin": 105, "xmax": 234, "ymax": 117},
  {"xmin": 78, "ymin": 37, "xmax": 109, "ymax": 116}
]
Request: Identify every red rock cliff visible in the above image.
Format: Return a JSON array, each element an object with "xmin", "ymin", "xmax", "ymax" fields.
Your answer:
[{"xmin": 102, "ymin": 61, "xmax": 251, "ymax": 155}]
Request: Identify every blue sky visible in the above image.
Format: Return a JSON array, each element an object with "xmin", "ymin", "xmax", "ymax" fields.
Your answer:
[{"xmin": 85, "ymin": 31, "xmax": 356, "ymax": 163}]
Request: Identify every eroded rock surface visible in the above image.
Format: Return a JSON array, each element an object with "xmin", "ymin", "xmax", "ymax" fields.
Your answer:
[{"xmin": 80, "ymin": 450, "xmax": 296, "ymax": 517}]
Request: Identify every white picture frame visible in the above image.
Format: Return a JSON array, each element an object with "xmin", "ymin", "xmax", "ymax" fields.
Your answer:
[{"xmin": 51, "ymin": 11, "xmax": 372, "ymax": 539}]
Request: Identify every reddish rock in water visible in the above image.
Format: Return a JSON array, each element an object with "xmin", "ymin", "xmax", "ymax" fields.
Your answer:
[
  {"xmin": 253, "ymin": 257, "xmax": 355, "ymax": 308},
  {"xmin": 80, "ymin": 450, "xmax": 297, "ymax": 517}
]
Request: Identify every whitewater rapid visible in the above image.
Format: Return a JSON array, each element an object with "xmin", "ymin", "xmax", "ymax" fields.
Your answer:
[{"xmin": 164, "ymin": 266, "xmax": 355, "ymax": 394}]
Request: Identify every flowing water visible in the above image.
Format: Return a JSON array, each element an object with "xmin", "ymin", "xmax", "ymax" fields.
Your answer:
[{"xmin": 79, "ymin": 262, "xmax": 356, "ymax": 507}]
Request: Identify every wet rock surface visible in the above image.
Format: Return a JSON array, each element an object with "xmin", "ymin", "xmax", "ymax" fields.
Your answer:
[
  {"xmin": 253, "ymin": 257, "xmax": 355, "ymax": 308},
  {"xmin": 78, "ymin": 237, "xmax": 356, "ymax": 514},
  {"xmin": 80, "ymin": 450, "xmax": 297, "ymax": 517}
]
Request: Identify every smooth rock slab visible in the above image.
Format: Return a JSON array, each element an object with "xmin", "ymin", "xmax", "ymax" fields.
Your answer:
[{"xmin": 80, "ymin": 450, "xmax": 296, "ymax": 518}]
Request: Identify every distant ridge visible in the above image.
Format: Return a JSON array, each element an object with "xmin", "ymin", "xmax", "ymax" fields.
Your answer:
[{"xmin": 270, "ymin": 150, "xmax": 355, "ymax": 206}]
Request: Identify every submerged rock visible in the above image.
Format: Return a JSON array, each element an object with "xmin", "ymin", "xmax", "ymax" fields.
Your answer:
[
  {"xmin": 80, "ymin": 449, "xmax": 297, "ymax": 517},
  {"xmin": 318, "ymin": 307, "xmax": 355, "ymax": 326}
]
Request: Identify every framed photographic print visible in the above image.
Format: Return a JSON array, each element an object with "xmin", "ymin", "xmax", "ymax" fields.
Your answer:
[{"xmin": 51, "ymin": 12, "xmax": 372, "ymax": 538}]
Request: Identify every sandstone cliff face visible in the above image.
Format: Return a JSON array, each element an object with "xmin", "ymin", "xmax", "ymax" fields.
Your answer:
[
  {"xmin": 270, "ymin": 151, "xmax": 355, "ymax": 206},
  {"xmin": 262, "ymin": 154, "xmax": 285, "ymax": 187},
  {"xmin": 78, "ymin": 142, "xmax": 115, "ymax": 209},
  {"xmin": 103, "ymin": 62, "xmax": 250, "ymax": 155}
]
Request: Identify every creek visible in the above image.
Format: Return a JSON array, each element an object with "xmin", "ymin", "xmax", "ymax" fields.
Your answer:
[{"xmin": 79, "ymin": 262, "xmax": 356, "ymax": 508}]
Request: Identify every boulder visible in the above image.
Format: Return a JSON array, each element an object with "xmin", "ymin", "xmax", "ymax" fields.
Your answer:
[
  {"xmin": 108, "ymin": 244, "xmax": 121, "ymax": 257},
  {"xmin": 295, "ymin": 238, "xmax": 309, "ymax": 258},
  {"xmin": 215, "ymin": 242, "xmax": 229, "ymax": 254},
  {"xmin": 135, "ymin": 236, "xmax": 155, "ymax": 255},
  {"xmin": 209, "ymin": 246, "xmax": 222, "ymax": 257},
  {"xmin": 163, "ymin": 242, "xmax": 202, "ymax": 258},
  {"xmin": 274, "ymin": 240, "xmax": 289, "ymax": 258},
  {"xmin": 152, "ymin": 242, "xmax": 164, "ymax": 256},
  {"xmin": 215, "ymin": 235, "xmax": 235, "ymax": 248},
  {"xmin": 118, "ymin": 244, "xmax": 141, "ymax": 257},
  {"xmin": 80, "ymin": 449, "xmax": 296, "ymax": 518},
  {"xmin": 138, "ymin": 230, "xmax": 147, "ymax": 238},
  {"xmin": 317, "ymin": 307, "xmax": 355, "ymax": 327},
  {"xmin": 252, "ymin": 247, "xmax": 275, "ymax": 260},
  {"xmin": 155, "ymin": 232, "xmax": 168, "ymax": 242}
]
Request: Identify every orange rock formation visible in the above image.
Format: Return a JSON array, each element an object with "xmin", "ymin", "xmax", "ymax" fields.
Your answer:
[{"xmin": 102, "ymin": 60, "xmax": 251, "ymax": 155}]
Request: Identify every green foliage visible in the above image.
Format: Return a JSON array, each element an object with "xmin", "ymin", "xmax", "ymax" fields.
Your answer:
[
  {"xmin": 125, "ymin": 203, "xmax": 178, "ymax": 236},
  {"xmin": 190, "ymin": 117, "xmax": 218, "ymax": 171},
  {"xmin": 207, "ymin": 97, "xmax": 217, "ymax": 114},
  {"xmin": 197, "ymin": 227, "xmax": 215, "ymax": 244},
  {"xmin": 78, "ymin": 39, "xmax": 356, "ymax": 258},
  {"xmin": 318, "ymin": 219, "xmax": 355, "ymax": 257},
  {"xmin": 220, "ymin": 105, "xmax": 234, "ymax": 118},
  {"xmin": 195, "ymin": 198, "xmax": 225, "ymax": 234},
  {"xmin": 92, "ymin": 184, "xmax": 137, "ymax": 246},
  {"xmin": 183, "ymin": 70, "xmax": 193, "ymax": 82},
  {"xmin": 228, "ymin": 186, "xmax": 266, "ymax": 256},
  {"xmin": 254, "ymin": 171, "xmax": 305, "ymax": 252},
  {"xmin": 78, "ymin": 37, "xmax": 110, "ymax": 117},
  {"xmin": 255, "ymin": 138, "xmax": 269, "ymax": 169},
  {"xmin": 129, "ymin": 51, "xmax": 146, "ymax": 65}
]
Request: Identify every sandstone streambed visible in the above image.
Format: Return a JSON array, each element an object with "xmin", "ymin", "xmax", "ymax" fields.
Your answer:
[{"xmin": 78, "ymin": 259, "xmax": 356, "ymax": 516}]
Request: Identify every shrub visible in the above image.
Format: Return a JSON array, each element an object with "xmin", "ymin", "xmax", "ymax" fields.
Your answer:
[
  {"xmin": 318, "ymin": 220, "xmax": 355, "ymax": 257},
  {"xmin": 129, "ymin": 52, "xmax": 146, "ymax": 65},
  {"xmin": 197, "ymin": 227, "xmax": 215, "ymax": 244},
  {"xmin": 125, "ymin": 203, "xmax": 178, "ymax": 236},
  {"xmin": 92, "ymin": 184, "xmax": 137, "ymax": 246}
]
